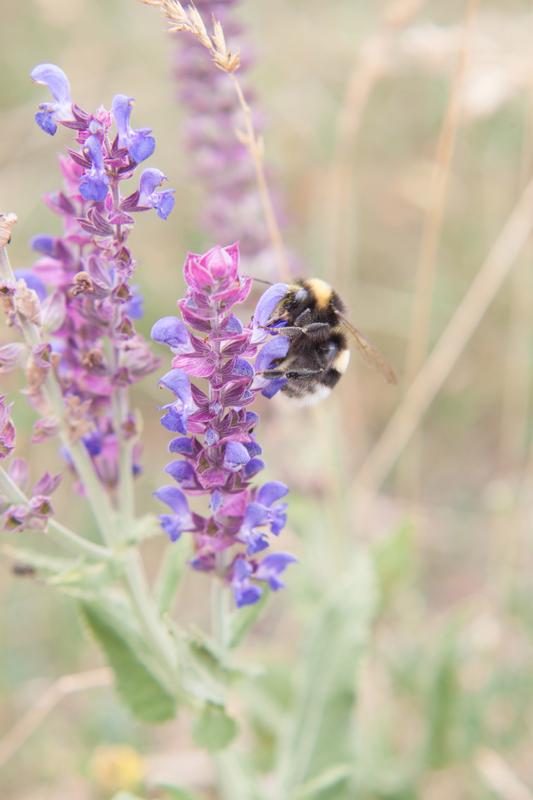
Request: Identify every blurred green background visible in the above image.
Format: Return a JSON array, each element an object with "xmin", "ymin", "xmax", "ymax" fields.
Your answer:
[{"xmin": 1, "ymin": 0, "xmax": 533, "ymax": 798}]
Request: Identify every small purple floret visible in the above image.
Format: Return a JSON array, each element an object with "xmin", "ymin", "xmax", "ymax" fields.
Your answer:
[
  {"xmin": 112, "ymin": 94, "xmax": 156, "ymax": 163},
  {"xmin": 79, "ymin": 135, "xmax": 109, "ymax": 201},
  {"xmin": 151, "ymin": 317, "xmax": 190, "ymax": 349},
  {"xmin": 0, "ymin": 396, "xmax": 16, "ymax": 460},
  {"xmin": 139, "ymin": 169, "xmax": 175, "ymax": 220},
  {"xmin": 31, "ymin": 63, "xmax": 72, "ymax": 135}
]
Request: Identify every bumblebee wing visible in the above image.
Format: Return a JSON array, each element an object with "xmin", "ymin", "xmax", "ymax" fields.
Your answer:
[{"xmin": 340, "ymin": 315, "xmax": 397, "ymax": 385}]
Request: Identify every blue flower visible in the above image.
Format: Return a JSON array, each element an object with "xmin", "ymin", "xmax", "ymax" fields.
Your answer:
[
  {"xmin": 231, "ymin": 558, "xmax": 263, "ymax": 607},
  {"xmin": 112, "ymin": 94, "xmax": 156, "ymax": 163},
  {"xmin": 238, "ymin": 481, "xmax": 288, "ymax": 555},
  {"xmin": 126, "ymin": 286, "xmax": 144, "ymax": 319},
  {"xmin": 255, "ymin": 552, "xmax": 297, "ymax": 591},
  {"xmin": 255, "ymin": 336, "xmax": 290, "ymax": 397},
  {"xmin": 223, "ymin": 441, "xmax": 251, "ymax": 472},
  {"xmin": 151, "ymin": 316, "xmax": 190, "ymax": 350},
  {"xmin": 30, "ymin": 234, "xmax": 56, "ymax": 256},
  {"xmin": 14, "ymin": 269, "xmax": 47, "ymax": 302},
  {"xmin": 79, "ymin": 136, "xmax": 109, "ymax": 202},
  {"xmin": 153, "ymin": 485, "xmax": 194, "ymax": 541},
  {"xmin": 139, "ymin": 169, "xmax": 175, "ymax": 220},
  {"xmin": 82, "ymin": 431, "xmax": 103, "ymax": 457},
  {"xmin": 251, "ymin": 282, "xmax": 289, "ymax": 343},
  {"xmin": 158, "ymin": 368, "xmax": 195, "ymax": 434},
  {"xmin": 31, "ymin": 64, "xmax": 72, "ymax": 135}
]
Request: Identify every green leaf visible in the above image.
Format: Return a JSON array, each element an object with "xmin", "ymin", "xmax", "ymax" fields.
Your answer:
[
  {"xmin": 81, "ymin": 603, "xmax": 177, "ymax": 723},
  {"xmin": 228, "ymin": 590, "xmax": 269, "ymax": 648},
  {"xmin": 292, "ymin": 764, "xmax": 352, "ymax": 799},
  {"xmin": 372, "ymin": 520, "xmax": 417, "ymax": 609},
  {"xmin": 192, "ymin": 703, "xmax": 238, "ymax": 752},
  {"xmin": 155, "ymin": 539, "xmax": 190, "ymax": 614},
  {"xmin": 278, "ymin": 552, "xmax": 377, "ymax": 796},
  {"xmin": 424, "ymin": 624, "xmax": 461, "ymax": 768},
  {"xmin": 126, "ymin": 513, "xmax": 161, "ymax": 544}
]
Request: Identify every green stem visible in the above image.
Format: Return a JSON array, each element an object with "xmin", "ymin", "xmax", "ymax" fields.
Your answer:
[
  {"xmin": 155, "ymin": 538, "xmax": 189, "ymax": 614},
  {"xmin": 212, "ymin": 558, "xmax": 232, "ymax": 650},
  {"xmin": 0, "ymin": 465, "xmax": 111, "ymax": 561},
  {"xmin": 122, "ymin": 550, "xmax": 178, "ymax": 693}
]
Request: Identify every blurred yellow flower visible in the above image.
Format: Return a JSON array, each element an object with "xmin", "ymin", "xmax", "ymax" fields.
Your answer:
[{"xmin": 90, "ymin": 744, "xmax": 146, "ymax": 794}]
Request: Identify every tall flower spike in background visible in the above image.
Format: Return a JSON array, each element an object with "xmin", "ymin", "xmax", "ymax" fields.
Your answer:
[
  {"xmin": 142, "ymin": 0, "xmax": 293, "ymax": 281},
  {"xmin": 24, "ymin": 64, "xmax": 176, "ymax": 491},
  {"xmin": 174, "ymin": 0, "xmax": 276, "ymax": 273},
  {"xmin": 152, "ymin": 243, "xmax": 296, "ymax": 607}
]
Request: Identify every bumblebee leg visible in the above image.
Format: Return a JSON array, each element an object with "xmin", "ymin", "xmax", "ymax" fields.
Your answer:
[
  {"xmin": 265, "ymin": 322, "xmax": 330, "ymax": 337},
  {"xmin": 260, "ymin": 367, "xmax": 326, "ymax": 379},
  {"xmin": 293, "ymin": 309, "xmax": 313, "ymax": 327}
]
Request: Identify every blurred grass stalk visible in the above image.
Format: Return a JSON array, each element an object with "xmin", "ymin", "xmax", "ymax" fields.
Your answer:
[
  {"xmin": 355, "ymin": 170, "xmax": 533, "ymax": 494},
  {"xmin": 499, "ymin": 91, "xmax": 533, "ymax": 471},
  {"xmin": 399, "ymin": 0, "xmax": 479, "ymax": 499},
  {"xmin": 325, "ymin": 0, "xmax": 426, "ymax": 460},
  {"xmin": 0, "ymin": 668, "xmax": 111, "ymax": 769},
  {"xmin": 326, "ymin": 0, "xmax": 426, "ymax": 286}
]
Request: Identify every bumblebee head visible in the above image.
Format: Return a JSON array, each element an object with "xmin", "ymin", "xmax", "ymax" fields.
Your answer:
[{"xmin": 283, "ymin": 278, "xmax": 344, "ymax": 318}]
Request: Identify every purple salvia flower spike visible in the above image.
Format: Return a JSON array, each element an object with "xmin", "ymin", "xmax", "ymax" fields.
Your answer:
[
  {"xmin": 22, "ymin": 65, "xmax": 172, "ymax": 491},
  {"xmin": 153, "ymin": 243, "xmax": 295, "ymax": 607},
  {"xmin": 173, "ymin": 4, "xmax": 292, "ymax": 276}
]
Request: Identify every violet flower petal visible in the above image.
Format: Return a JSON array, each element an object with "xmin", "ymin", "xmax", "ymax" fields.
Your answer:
[
  {"xmin": 111, "ymin": 94, "xmax": 133, "ymax": 145},
  {"xmin": 257, "ymin": 481, "xmax": 288, "ymax": 507},
  {"xmin": 139, "ymin": 168, "xmax": 166, "ymax": 198},
  {"xmin": 159, "ymin": 368, "xmax": 192, "ymax": 405},
  {"xmin": 223, "ymin": 440, "xmax": 250, "ymax": 472},
  {"xmin": 255, "ymin": 552, "xmax": 297, "ymax": 590},
  {"xmin": 255, "ymin": 336, "xmax": 290, "ymax": 373},
  {"xmin": 251, "ymin": 283, "xmax": 289, "ymax": 342},
  {"xmin": 154, "ymin": 484, "xmax": 191, "ymax": 516},
  {"xmin": 31, "ymin": 64, "xmax": 72, "ymax": 135}
]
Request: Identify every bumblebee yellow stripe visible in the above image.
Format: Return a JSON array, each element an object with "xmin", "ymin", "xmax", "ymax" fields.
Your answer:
[
  {"xmin": 332, "ymin": 348, "xmax": 350, "ymax": 374},
  {"xmin": 305, "ymin": 278, "xmax": 333, "ymax": 309}
]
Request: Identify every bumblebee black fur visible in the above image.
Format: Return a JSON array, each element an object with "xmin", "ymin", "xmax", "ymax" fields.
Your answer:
[{"xmin": 263, "ymin": 278, "xmax": 351, "ymax": 402}]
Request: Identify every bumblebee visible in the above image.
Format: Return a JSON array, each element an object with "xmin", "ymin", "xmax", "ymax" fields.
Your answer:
[{"xmin": 261, "ymin": 278, "xmax": 397, "ymax": 403}]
